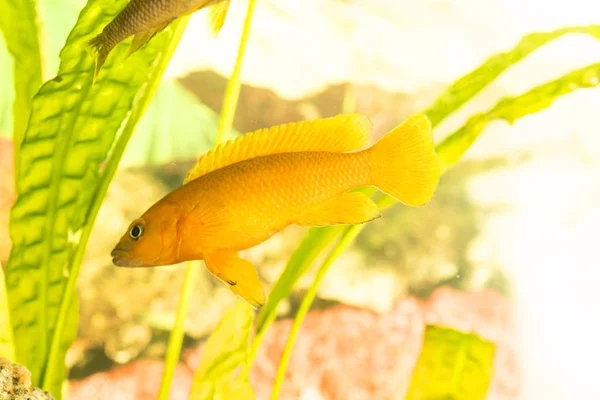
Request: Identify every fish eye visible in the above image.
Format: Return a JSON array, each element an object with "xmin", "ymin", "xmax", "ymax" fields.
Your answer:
[{"xmin": 129, "ymin": 223, "xmax": 144, "ymax": 240}]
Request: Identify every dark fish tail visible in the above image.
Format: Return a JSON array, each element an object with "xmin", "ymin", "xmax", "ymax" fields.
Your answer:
[{"xmin": 87, "ymin": 32, "xmax": 114, "ymax": 81}]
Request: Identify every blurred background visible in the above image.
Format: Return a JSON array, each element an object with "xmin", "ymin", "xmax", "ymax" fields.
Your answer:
[{"xmin": 1, "ymin": 0, "xmax": 600, "ymax": 399}]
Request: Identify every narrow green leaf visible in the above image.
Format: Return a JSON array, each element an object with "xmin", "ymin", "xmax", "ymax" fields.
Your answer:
[
  {"xmin": 162, "ymin": 0, "xmax": 258, "ymax": 397},
  {"xmin": 0, "ymin": 0, "xmax": 43, "ymax": 178},
  {"xmin": 260, "ymin": 57, "xmax": 600, "ymax": 392},
  {"xmin": 436, "ymin": 62, "xmax": 600, "ymax": 170},
  {"xmin": 269, "ymin": 225, "xmax": 364, "ymax": 400},
  {"xmin": 5, "ymin": 0, "xmax": 188, "ymax": 394},
  {"xmin": 406, "ymin": 325, "xmax": 495, "ymax": 400},
  {"xmin": 0, "ymin": 265, "xmax": 15, "ymax": 361},
  {"xmin": 253, "ymin": 189, "xmax": 374, "ymax": 352},
  {"xmin": 215, "ymin": 0, "xmax": 258, "ymax": 144},
  {"xmin": 189, "ymin": 301, "xmax": 255, "ymax": 400},
  {"xmin": 254, "ymin": 225, "xmax": 344, "ymax": 337},
  {"xmin": 253, "ymin": 27, "xmax": 600, "ymax": 361},
  {"xmin": 424, "ymin": 25, "xmax": 600, "ymax": 128}
]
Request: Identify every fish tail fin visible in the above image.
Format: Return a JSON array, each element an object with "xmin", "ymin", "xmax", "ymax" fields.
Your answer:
[
  {"xmin": 87, "ymin": 33, "xmax": 113, "ymax": 82},
  {"xmin": 367, "ymin": 114, "xmax": 440, "ymax": 206},
  {"xmin": 204, "ymin": 252, "xmax": 266, "ymax": 309}
]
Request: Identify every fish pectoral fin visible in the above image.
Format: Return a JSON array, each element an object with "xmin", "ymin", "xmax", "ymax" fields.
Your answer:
[
  {"xmin": 207, "ymin": 0, "xmax": 230, "ymax": 36},
  {"xmin": 204, "ymin": 251, "xmax": 266, "ymax": 309},
  {"xmin": 126, "ymin": 21, "xmax": 172, "ymax": 58},
  {"xmin": 296, "ymin": 192, "xmax": 382, "ymax": 227}
]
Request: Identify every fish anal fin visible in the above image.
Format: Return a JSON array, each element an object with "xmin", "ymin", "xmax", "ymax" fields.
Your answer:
[
  {"xmin": 185, "ymin": 114, "xmax": 372, "ymax": 183},
  {"xmin": 126, "ymin": 21, "xmax": 172, "ymax": 58},
  {"xmin": 204, "ymin": 251, "xmax": 266, "ymax": 309},
  {"xmin": 296, "ymin": 192, "xmax": 381, "ymax": 227},
  {"xmin": 207, "ymin": 0, "xmax": 230, "ymax": 36}
]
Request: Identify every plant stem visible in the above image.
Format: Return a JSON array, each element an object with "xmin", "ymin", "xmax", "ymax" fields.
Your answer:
[
  {"xmin": 42, "ymin": 19, "xmax": 189, "ymax": 392},
  {"xmin": 157, "ymin": 261, "xmax": 198, "ymax": 399},
  {"xmin": 215, "ymin": 0, "xmax": 257, "ymax": 144},
  {"xmin": 158, "ymin": 0, "xmax": 257, "ymax": 397},
  {"xmin": 269, "ymin": 225, "xmax": 364, "ymax": 400}
]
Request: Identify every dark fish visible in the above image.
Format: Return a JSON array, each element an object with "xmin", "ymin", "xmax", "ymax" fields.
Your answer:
[{"xmin": 88, "ymin": 0, "xmax": 230, "ymax": 78}]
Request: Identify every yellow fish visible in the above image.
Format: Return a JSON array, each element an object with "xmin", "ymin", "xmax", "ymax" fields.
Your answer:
[
  {"xmin": 111, "ymin": 114, "xmax": 440, "ymax": 308},
  {"xmin": 88, "ymin": 0, "xmax": 230, "ymax": 78}
]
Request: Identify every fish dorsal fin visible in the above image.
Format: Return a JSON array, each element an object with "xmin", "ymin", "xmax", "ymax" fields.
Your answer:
[
  {"xmin": 208, "ymin": 0, "xmax": 230, "ymax": 36},
  {"xmin": 185, "ymin": 114, "xmax": 372, "ymax": 183}
]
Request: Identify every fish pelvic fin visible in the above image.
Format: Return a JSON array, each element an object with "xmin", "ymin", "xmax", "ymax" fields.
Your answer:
[
  {"xmin": 296, "ymin": 192, "xmax": 381, "ymax": 227},
  {"xmin": 207, "ymin": 0, "xmax": 231, "ymax": 36},
  {"xmin": 87, "ymin": 33, "xmax": 112, "ymax": 82},
  {"xmin": 126, "ymin": 21, "xmax": 172, "ymax": 59},
  {"xmin": 185, "ymin": 114, "xmax": 372, "ymax": 183},
  {"xmin": 367, "ymin": 114, "xmax": 440, "ymax": 206},
  {"xmin": 204, "ymin": 251, "xmax": 266, "ymax": 309}
]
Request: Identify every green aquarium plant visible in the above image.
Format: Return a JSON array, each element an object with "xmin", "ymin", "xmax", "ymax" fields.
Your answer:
[
  {"xmin": 189, "ymin": 24, "xmax": 600, "ymax": 400},
  {"xmin": 0, "ymin": 0, "xmax": 191, "ymax": 397},
  {"xmin": 1, "ymin": 0, "xmax": 600, "ymax": 397},
  {"xmin": 406, "ymin": 325, "xmax": 496, "ymax": 400}
]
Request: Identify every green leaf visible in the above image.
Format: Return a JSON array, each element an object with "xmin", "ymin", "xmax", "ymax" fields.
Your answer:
[
  {"xmin": 121, "ymin": 79, "xmax": 228, "ymax": 168},
  {"xmin": 0, "ymin": 35, "xmax": 14, "ymax": 136},
  {"xmin": 189, "ymin": 301, "xmax": 255, "ymax": 400},
  {"xmin": 436, "ymin": 62, "xmax": 600, "ymax": 170},
  {"xmin": 254, "ymin": 187, "xmax": 376, "ymax": 343},
  {"xmin": 0, "ymin": 0, "xmax": 43, "ymax": 175},
  {"xmin": 0, "ymin": 265, "xmax": 15, "ymax": 361},
  {"xmin": 4, "ymin": 0, "xmax": 188, "ymax": 395},
  {"xmin": 424, "ymin": 25, "xmax": 600, "ymax": 128},
  {"xmin": 254, "ymin": 225, "xmax": 344, "ymax": 336},
  {"xmin": 406, "ymin": 325, "xmax": 496, "ymax": 400},
  {"xmin": 161, "ymin": 0, "xmax": 258, "ymax": 397}
]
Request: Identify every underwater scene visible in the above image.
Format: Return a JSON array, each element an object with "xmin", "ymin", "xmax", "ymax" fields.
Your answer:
[{"xmin": 1, "ymin": 0, "xmax": 599, "ymax": 399}]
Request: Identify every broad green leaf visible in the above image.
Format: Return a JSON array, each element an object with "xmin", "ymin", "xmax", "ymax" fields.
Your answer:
[
  {"xmin": 4, "ymin": 0, "xmax": 188, "ymax": 395},
  {"xmin": 0, "ymin": 35, "xmax": 14, "ymax": 136},
  {"xmin": 190, "ymin": 301, "xmax": 255, "ymax": 400},
  {"xmin": 425, "ymin": 25, "xmax": 600, "ymax": 128},
  {"xmin": 0, "ymin": 265, "xmax": 15, "ymax": 361},
  {"xmin": 436, "ymin": 62, "xmax": 600, "ymax": 170},
  {"xmin": 0, "ymin": 0, "xmax": 43, "ymax": 176},
  {"xmin": 121, "ymin": 79, "xmax": 230, "ymax": 168},
  {"xmin": 406, "ymin": 325, "xmax": 495, "ymax": 400}
]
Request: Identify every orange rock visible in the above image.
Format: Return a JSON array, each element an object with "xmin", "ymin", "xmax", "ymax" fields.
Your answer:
[
  {"xmin": 69, "ymin": 287, "xmax": 520, "ymax": 400},
  {"xmin": 185, "ymin": 286, "xmax": 520, "ymax": 400},
  {"xmin": 67, "ymin": 360, "xmax": 193, "ymax": 400}
]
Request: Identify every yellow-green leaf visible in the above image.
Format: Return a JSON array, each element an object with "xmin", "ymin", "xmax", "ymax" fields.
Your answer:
[
  {"xmin": 0, "ymin": 0, "xmax": 43, "ymax": 176},
  {"xmin": 436, "ymin": 62, "xmax": 600, "ymax": 171},
  {"xmin": 424, "ymin": 25, "xmax": 600, "ymax": 128},
  {"xmin": 4, "ymin": 0, "xmax": 188, "ymax": 396},
  {"xmin": 0, "ymin": 265, "xmax": 15, "ymax": 361},
  {"xmin": 406, "ymin": 325, "xmax": 496, "ymax": 400},
  {"xmin": 190, "ymin": 301, "xmax": 255, "ymax": 400}
]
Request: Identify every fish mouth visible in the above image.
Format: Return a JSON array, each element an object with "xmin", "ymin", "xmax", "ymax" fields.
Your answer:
[
  {"xmin": 110, "ymin": 247, "xmax": 156, "ymax": 268},
  {"xmin": 111, "ymin": 247, "xmax": 139, "ymax": 268}
]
